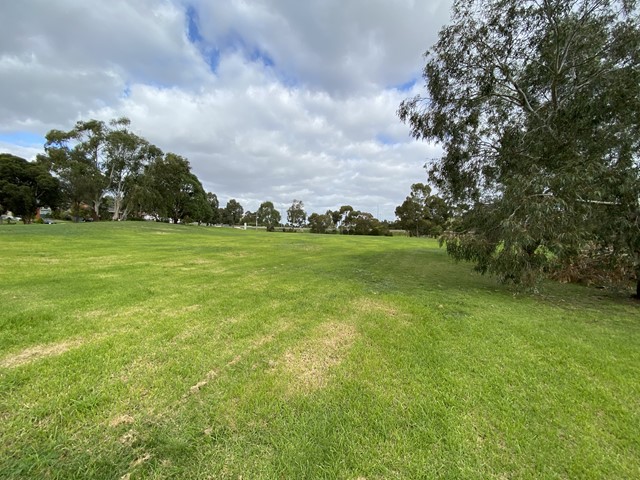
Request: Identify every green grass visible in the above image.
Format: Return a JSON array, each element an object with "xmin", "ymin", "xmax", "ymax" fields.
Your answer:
[{"xmin": 0, "ymin": 222, "xmax": 638, "ymax": 479}]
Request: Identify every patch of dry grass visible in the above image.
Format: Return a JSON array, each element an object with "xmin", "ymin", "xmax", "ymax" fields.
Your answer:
[
  {"xmin": 277, "ymin": 322, "xmax": 358, "ymax": 394},
  {"xmin": 1, "ymin": 337, "xmax": 88, "ymax": 368}
]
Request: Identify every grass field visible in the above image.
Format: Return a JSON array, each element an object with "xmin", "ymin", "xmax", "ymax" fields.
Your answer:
[{"xmin": 1, "ymin": 222, "xmax": 638, "ymax": 479}]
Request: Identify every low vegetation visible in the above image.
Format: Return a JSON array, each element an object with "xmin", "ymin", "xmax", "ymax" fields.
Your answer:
[{"xmin": 1, "ymin": 222, "xmax": 638, "ymax": 479}]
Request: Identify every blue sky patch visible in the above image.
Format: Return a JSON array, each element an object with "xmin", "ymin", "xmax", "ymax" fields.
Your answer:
[
  {"xmin": 186, "ymin": 5, "xmax": 203, "ymax": 43},
  {"xmin": 249, "ymin": 47, "xmax": 275, "ymax": 68},
  {"xmin": 0, "ymin": 131, "xmax": 45, "ymax": 146},
  {"xmin": 185, "ymin": 6, "xmax": 278, "ymax": 75},
  {"xmin": 393, "ymin": 78, "xmax": 418, "ymax": 92},
  {"xmin": 375, "ymin": 133, "xmax": 398, "ymax": 146},
  {"xmin": 185, "ymin": 5, "xmax": 220, "ymax": 72}
]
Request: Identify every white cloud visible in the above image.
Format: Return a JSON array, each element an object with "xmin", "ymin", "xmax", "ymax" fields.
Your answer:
[
  {"xmin": 0, "ymin": 0, "xmax": 451, "ymax": 220},
  {"xmin": 190, "ymin": 0, "xmax": 452, "ymax": 94}
]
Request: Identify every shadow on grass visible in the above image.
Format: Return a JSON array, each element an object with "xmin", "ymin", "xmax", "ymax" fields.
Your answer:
[{"xmin": 340, "ymin": 246, "xmax": 638, "ymax": 315}]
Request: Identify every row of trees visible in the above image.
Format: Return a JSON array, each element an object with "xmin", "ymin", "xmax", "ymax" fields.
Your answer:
[
  {"xmin": 1, "ymin": 118, "xmax": 284, "ymax": 227},
  {"xmin": 3, "ymin": 130, "xmax": 434, "ymax": 234},
  {"xmin": 224, "ymin": 199, "xmax": 399, "ymax": 236},
  {"xmin": 38, "ymin": 118, "xmax": 213, "ymax": 223},
  {"xmin": 2, "ymin": 114, "xmax": 453, "ymax": 234}
]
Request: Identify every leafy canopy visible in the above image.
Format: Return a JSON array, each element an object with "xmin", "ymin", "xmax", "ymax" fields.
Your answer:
[
  {"xmin": 257, "ymin": 201, "xmax": 281, "ymax": 229},
  {"xmin": 399, "ymin": 0, "xmax": 640, "ymax": 289},
  {"xmin": 395, "ymin": 183, "xmax": 450, "ymax": 237},
  {"xmin": 0, "ymin": 153, "xmax": 60, "ymax": 223},
  {"xmin": 287, "ymin": 199, "xmax": 306, "ymax": 228}
]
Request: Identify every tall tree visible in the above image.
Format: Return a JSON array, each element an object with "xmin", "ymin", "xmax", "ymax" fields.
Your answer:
[
  {"xmin": 42, "ymin": 120, "xmax": 109, "ymax": 218},
  {"xmin": 144, "ymin": 153, "xmax": 210, "ymax": 224},
  {"xmin": 224, "ymin": 199, "xmax": 244, "ymax": 226},
  {"xmin": 0, "ymin": 154, "xmax": 60, "ymax": 223},
  {"xmin": 308, "ymin": 212, "xmax": 334, "ymax": 233},
  {"xmin": 395, "ymin": 183, "xmax": 450, "ymax": 237},
  {"xmin": 40, "ymin": 117, "xmax": 162, "ymax": 220},
  {"xmin": 287, "ymin": 199, "xmax": 306, "ymax": 228},
  {"xmin": 256, "ymin": 201, "xmax": 281, "ymax": 230},
  {"xmin": 328, "ymin": 205, "xmax": 354, "ymax": 233},
  {"xmin": 399, "ymin": 0, "xmax": 640, "ymax": 293},
  {"xmin": 103, "ymin": 120, "xmax": 162, "ymax": 220},
  {"xmin": 206, "ymin": 192, "xmax": 220, "ymax": 224},
  {"xmin": 348, "ymin": 211, "xmax": 375, "ymax": 235},
  {"xmin": 242, "ymin": 210, "xmax": 257, "ymax": 226}
]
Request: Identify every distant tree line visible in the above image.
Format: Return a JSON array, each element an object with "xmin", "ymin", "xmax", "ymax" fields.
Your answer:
[{"xmin": 1, "ymin": 116, "xmax": 450, "ymax": 236}]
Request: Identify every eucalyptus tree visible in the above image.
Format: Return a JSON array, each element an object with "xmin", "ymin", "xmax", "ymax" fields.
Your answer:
[
  {"xmin": 224, "ymin": 199, "xmax": 244, "ymax": 226},
  {"xmin": 329, "ymin": 205, "xmax": 354, "ymax": 233},
  {"xmin": 41, "ymin": 120, "xmax": 108, "ymax": 219},
  {"xmin": 308, "ymin": 212, "xmax": 333, "ymax": 233},
  {"xmin": 41, "ymin": 117, "xmax": 160, "ymax": 220},
  {"xmin": 0, "ymin": 154, "xmax": 60, "ymax": 223},
  {"xmin": 256, "ymin": 201, "xmax": 281, "ymax": 230},
  {"xmin": 287, "ymin": 199, "xmax": 306, "ymax": 228},
  {"xmin": 104, "ymin": 121, "xmax": 163, "ymax": 220},
  {"xmin": 206, "ymin": 192, "xmax": 220, "ymax": 224},
  {"xmin": 395, "ymin": 183, "xmax": 450, "ymax": 237},
  {"xmin": 399, "ymin": 0, "xmax": 640, "ymax": 293},
  {"xmin": 144, "ymin": 153, "xmax": 211, "ymax": 224}
]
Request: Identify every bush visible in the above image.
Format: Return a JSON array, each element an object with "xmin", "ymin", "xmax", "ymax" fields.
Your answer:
[{"xmin": 549, "ymin": 244, "xmax": 635, "ymax": 290}]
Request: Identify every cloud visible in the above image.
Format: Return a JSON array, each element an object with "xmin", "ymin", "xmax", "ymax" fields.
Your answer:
[
  {"xmin": 0, "ymin": 0, "xmax": 452, "ymax": 220},
  {"xmin": 190, "ymin": 0, "xmax": 452, "ymax": 94}
]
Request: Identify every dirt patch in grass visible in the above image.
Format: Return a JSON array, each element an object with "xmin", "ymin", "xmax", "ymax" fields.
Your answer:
[
  {"xmin": 131, "ymin": 452, "xmax": 152, "ymax": 467},
  {"xmin": 119, "ymin": 430, "xmax": 137, "ymax": 446},
  {"xmin": 279, "ymin": 322, "xmax": 358, "ymax": 394},
  {"xmin": 109, "ymin": 414, "xmax": 135, "ymax": 427},
  {"xmin": 188, "ymin": 370, "xmax": 218, "ymax": 395},
  {"xmin": 352, "ymin": 297, "xmax": 399, "ymax": 316},
  {"xmin": 351, "ymin": 297, "xmax": 412, "ymax": 327},
  {"xmin": 0, "ymin": 338, "xmax": 87, "ymax": 368}
]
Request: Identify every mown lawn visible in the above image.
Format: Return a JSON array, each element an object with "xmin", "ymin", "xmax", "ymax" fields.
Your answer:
[{"xmin": 0, "ymin": 222, "xmax": 638, "ymax": 479}]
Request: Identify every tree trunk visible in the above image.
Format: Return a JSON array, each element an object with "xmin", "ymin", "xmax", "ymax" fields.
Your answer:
[
  {"xmin": 112, "ymin": 198, "xmax": 121, "ymax": 221},
  {"xmin": 92, "ymin": 198, "xmax": 101, "ymax": 220},
  {"xmin": 635, "ymin": 256, "xmax": 640, "ymax": 299}
]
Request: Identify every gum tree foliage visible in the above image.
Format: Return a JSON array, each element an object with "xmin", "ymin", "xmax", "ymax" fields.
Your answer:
[
  {"xmin": 287, "ymin": 199, "xmax": 306, "ymax": 228},
  {"xmin": 104, "ymin": 124, "xmax": 162, "ymax": 220},
  {"xmin": 41, "ymin": 117, "xmax": 161, "ymax": 220},
  {"xmin": 41, "ymin": 120, "xmax": 107, "ymax": 220},
  {"xmin": 224, "ymin": 199, "xmax": 244, "ymax": 226},
  {"xmin": 308, "ymin": 212, "xmax": 334, "ymax": 233},
  {"xmin": 242, "ymin": 210, "xmax": 257, "ymax": 225},
  {"xmin": 0, "ymin": 154, "xmax": 60, "ymax": 223},
  {"xmin": 395, "ymin": 183, "xmax": 450, "ymax": 237},
  {"xmin": 342, "ymin": 209, "xmax": 390, "ymax": 236},
  {"xmin": 206, "ymin": 192, "xmax": 221, "ymax": 224},
  {"xmin": 326, "ymin": 205, "xmax": 355, "ymax": 233},
  {"xmin": 256, "ymin": 201, "xmax": 281, "ymax": 230},
  {"xmin": 399, "ymin": 0, "xmax": 640, "ymax": 293},
  {"xmin": 144, "ymin": 153, "xmax": 211, "ymax": 224}
]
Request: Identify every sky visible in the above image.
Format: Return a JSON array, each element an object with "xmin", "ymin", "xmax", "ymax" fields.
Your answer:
[{"xmin": 0, "ymin": 0, "xmax": 453, "ymax": 220}]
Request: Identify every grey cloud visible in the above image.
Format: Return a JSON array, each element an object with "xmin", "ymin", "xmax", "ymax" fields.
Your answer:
[{"xmin": 191, "ymin": 0, "xmax": 453, "ymax": 94}]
